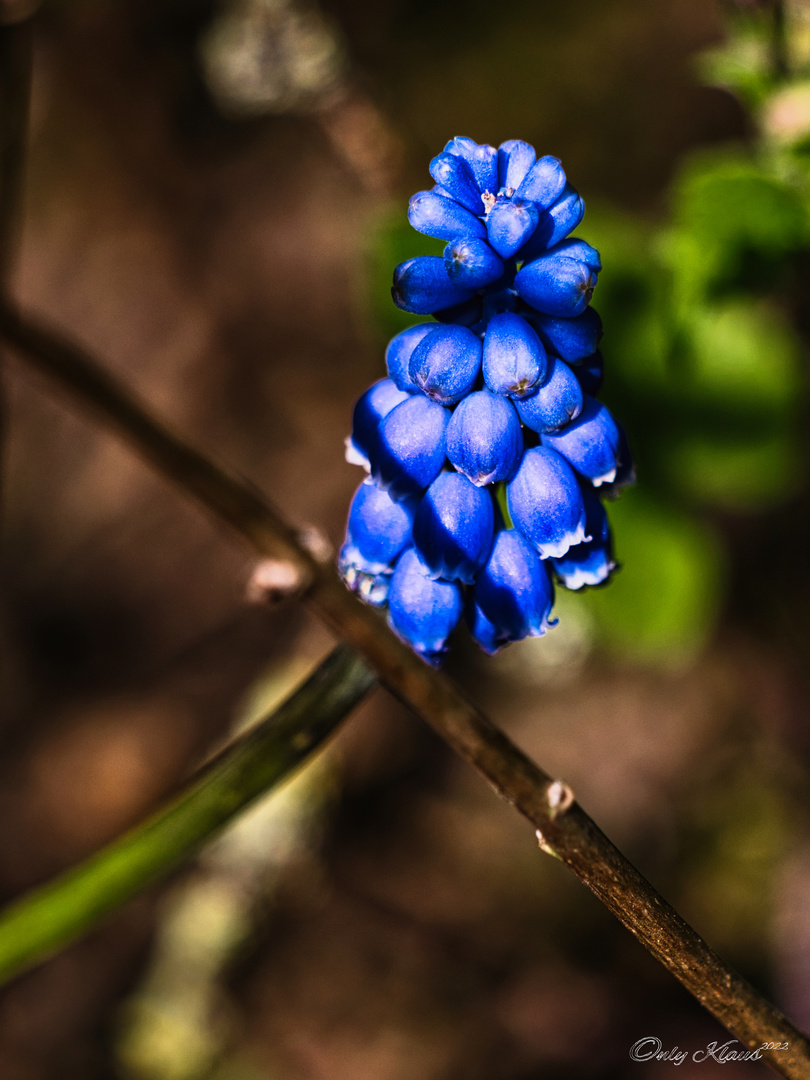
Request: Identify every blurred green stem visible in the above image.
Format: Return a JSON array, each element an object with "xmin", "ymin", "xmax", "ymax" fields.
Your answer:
[{"xmin": 0, "ymin": 645, "xmax": 375, "ymax": 985}]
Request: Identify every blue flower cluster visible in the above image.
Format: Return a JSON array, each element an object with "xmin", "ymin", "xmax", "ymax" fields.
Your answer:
[{"xmin": 340, "ymin": 137, "xmax": 634, "ymax": 664}]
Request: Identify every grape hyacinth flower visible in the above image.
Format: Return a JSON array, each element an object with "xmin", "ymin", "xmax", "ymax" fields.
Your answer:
[
  {"xmin": 514, "ymin": 357, "xmax": 583, "ymax": 434},
  {"xmin": 412, "ymin": 471, "xmax": 495, "ymax": 583},
  {"xmin": 340, "ymin": 136, "xmax": 634, "ymax": 663},
  {"xmin": 345, "ymin": 378, "xmax": 410, "ymax": 470},
  {"xmin": 541, "ymin": 396, "xmax": 621, "ymax": 487},
  {"xmin": 551, "ymin": 484, "xmax": 615, "ymax": 590},
  {"xmin": 468, "ymin": 528, "xmax": 556, "ymax": 653},
  {"xmin": 387, "ymin": 548, "xmax": 464, "ymax": 663},
  {"xmin": 506, "ymin": 446, "xmax": 588, "ymax": 559},
  {"xmin": 445, "ymin": 390, "xmax": 522, "ymax": 486},
  {"xmin": 408, "ymin": 324, "xmax": 482, "ymax": 404},
  {"xmin": 339, "ymin": 481, "xmax": 417, "ymax": 605},
  {"xmin": 372, "ymin": 394, "xmax": 451, "ymax": 501},
  {"xmin": 482, "ymin": 312, "xmax": 547, "ymax": 398}
]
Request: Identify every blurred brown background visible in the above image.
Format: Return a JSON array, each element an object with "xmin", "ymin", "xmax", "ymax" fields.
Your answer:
[{"xmin": 0, "ymin": 1, "xmax": 807, "ymax": 1077}]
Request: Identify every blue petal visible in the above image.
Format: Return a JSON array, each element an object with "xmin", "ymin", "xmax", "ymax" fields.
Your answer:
[
  {"xmin": 413, "ymin": 471, "xmax": 495, "ymax": 583},
  {"xmin": 552, "ymin": 486, "xmax": 614, "ymax": 589},
  {"xmin": 444, "ymin": 237, "xmax": 505, "ymax": 290},
  {"xmin": 408, "ymin": 324, "xmax": 482, "ymax": 405},
  {"xmin": 373, "ymin": 395, "xmax": 450, "ymax": 500},
  {"xmin": 347, "ymin": 378, "xmax": 411, "ymax": 469},
  {"xmin": 392, "ymin": 256, "xmax": 476, "ymax": 315},
  {"xmin": 475, "ymin": 527, "xmax": 556, "ymax": 641},
  {"xmin": 541, "ymin": 396, "xmax": 621, "ymax": 486},
  {"xmin": 429, "ymin": 152, "xmax": 483, "ymax": 214},
  {"xmin": 526, "ymin": 307, "xmax": 603, "ymax": 363},
  {"xmin": 482, "ymin": 312, "xmax": 548, "ymax": 398},
  {"xmin": 385, "ymin": 324, "xmax": 437, "ymax": 392},
  {"xmin": 387, "ymin": 548, "xmax": 464, "ymax": 664},
  {"xmin": 408, "ymin": 190, "xmax": 488, "ymax": 242},
  {"xmin": 572, "ymin": 349, "xmax": 604, "ymax": 396},
  {"xmin": 515, "ymin": 155, "xmax": 566, "ymax": 209},
  {"xmin": 506, "ymin": 446, "xmax": 588, "ymax": 559},
  {"xmin": 497, "ymin": 140, "xmax": 536, "ymax": 193},
  {"xmin": 515, "ymin": 358, "xmax": 583, "ymax": 433},
  {"xmin": 445, "ymin": 137, "xmax": 499, "ymax": 194},
  {"xmin": 445, "ymin": 390, "xmax": 523, "ymax": 486}
]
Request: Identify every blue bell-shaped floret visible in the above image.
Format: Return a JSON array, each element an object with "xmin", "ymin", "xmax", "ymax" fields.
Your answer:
[
  {"xmin": 346, "ymin": 378, "xmax": 411, "ymax": 469},
  {"xmin": 473, "ymin": 527, "xmax": 556, "ymax": 646},
  {"xmin": 413, "ymin": 471, "xmax": 495, "ymax": 583},
  {"xmin": 387, "ymin": 548, "xmax": 464, "ymax": 664},
  {"xmin": 372, "ymin": 394, "xmax": 450, "ymax": 500},
  {"xmin": 408, "ymin": 190, "xmax": 488, "ymax": 243},
  {"xmin": 482, "ymin": 312, "xmax": 548, "ymax": 398},
  {"xmin": 392, "ymin": 256, "xmax": 475, "ymax": 315},
  {"xmin": 515, "ymin": 357, "xmax": 583, "ymax": 433},
  {"xmin": 506, "ymin": 446, "xmax": 588, "ymax": 559},
  {"xmin": 515, "ymin": 155, "xmax": 567, "ymax": 209},
  {"xmin": 514, "ymin": 238, "xmax": 600, "ymax": 318},
  {"xmin": 552, "ymin": 484, "xmax": 615, "ymax": 590},
  {"xmin": 486, "ymin": 197, "xmax": 540, "ymax": 259},
  {"xmin": 521, "ymin": 183, "xmax": 585, "ymax": 258},
  {"xmin": 527, "ymin": 306, "xmax": 603, "ymax": 364},
  {"xmin": 408, "ymin": 324, "xmax": 482, "ymax": 405},
  {"xmin": 429, "ymin": 152, "xmax": 483, "ymax": 214},
  {"xmin": 445, "ymin": 390, "xmax": 522, "ymax": 486},
  {"xmin": 444, "ymin": 237, "xmax": 505, "ymax": 290},
  {"xmin": 541, "ymin": 395, "xmax": 621, "ymax": 486},
  {"xmin": 385, "ymin": 324, "xmax": 437, "ymax": 392},
  {"xmin": 497, "ymin": 139, "xmax": 536, "ymax": 193},
  {"xmin": 339, "ymin": 481, "xmax": 417, "ymax": 605},
  {"xmin": 445, "ymin": 137, "xmax": 499, "ymax": 194}
]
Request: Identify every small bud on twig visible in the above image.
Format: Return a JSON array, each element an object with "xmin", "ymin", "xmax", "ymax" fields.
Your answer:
[
  {"xmin": 246, "ymin": 559, "xmax": 306, "ymax": 605},
  {"xmin": 547, "ymin": 778, "xmax": 574, "ymax": 818}
]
